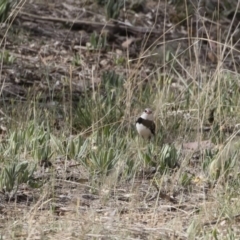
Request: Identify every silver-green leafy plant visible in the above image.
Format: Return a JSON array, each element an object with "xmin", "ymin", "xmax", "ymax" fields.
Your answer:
[
  {"xmin": 5, "ymin": 121, "xmax": 53, "ymax": 164},
  {"xmin": 180, "ymin": 172, "xmax": 192, "ymax": 187},
  {"xmin": 207, "ymin": 149, "xmax": 238, "ymax": 180},
  {"xmin": 140, "ymin": 144, "xmax": 179, "ymax": 173},
  {"xmin": 0, "ymin": 50, "xmax": 15, "ymax": 64},
  {"xmin": 0, "ymin": 0, "xmax": 17, "ymax": 22},
  {"xmin": 80, "ymin": 127, "xmax": 128, "ymax": 182},
  {"xmin": 31, "ymin": 131, "xmax": 53, "ymax": 163},
  {"xmin": 73, "ymin": 70, "xmax": 124, "ymax": 131},
  {"xmin": 105, "ymin": 0, "xmax": 124, "ymax": 19},
  {"xmin": 0, "ymin": 161, "xmax": 41, "ymax": 197},
  {"xmin": 95, "ymin": 0, "xmax": 124, "ymax": 19},
  {"xmin": 90, "ymin": 31, "xmax": 108, "ymax": 50},
  {"xmin": 65, "ymin": 136, "xmax": 88, "ymax": 160},
  {"xmin": 158, "ymin": 144, "xmax": 179, "ymax": 173},
  {"xmin": 72, "ymin": 53, "xmax": 81, "ymax": 66}
]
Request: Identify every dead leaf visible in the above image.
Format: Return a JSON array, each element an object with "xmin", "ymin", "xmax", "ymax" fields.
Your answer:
[
  {"xmin": 116, "ymin": 49, "xmax": 123, "ymax": 56},
  {"xmin": 100, "ymin": 59, "xmax": 108, "ymax": 67},
  {"xmin": 121, "ymin": 37, "xmax": 136, "ymax": 48}
]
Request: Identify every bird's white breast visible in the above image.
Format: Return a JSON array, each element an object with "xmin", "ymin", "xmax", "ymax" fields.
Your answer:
[{"xmin": 136, "ymin": 122, "xmax": 152, "ymax": 139}]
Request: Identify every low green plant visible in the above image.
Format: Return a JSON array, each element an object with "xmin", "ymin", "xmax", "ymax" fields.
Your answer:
[
  {"xmin": 4, "ymin": 130, "xmax": 23, "ymax": 156},
  {"xmin": 139, "ymin": 145, "xmax": 154, "ymax": 166},
  {"xmin": 115, "ymin": 56, "xmax": 125, "ymax": 66},
  {"xmin": 4, "ymin": 121, "xmax": 53, "ymax": 163},
  {"xmin": 0, "ymin": 0, "xmax": 17, "ymax": 22},
  {"xmin": 0, "ymin": 161, "xmax": 41, "ymax": 197},
  {"xmin": 89, "ymin": 31, "xmax": 108, "ymax": 49},
  {"xmin": 158, "ymin": 144, "xmax": 179, "ymax": 172},
  {"xmin": 204, "ymin": 149, "xmax": 238, "ymax": 181},
  {"xmin": 81, "ymin": 127, "xmax": 127, "ymax": 177},
  {"xmin": 105, "ymin": 0, "xmax": 124, "ymax": 19},
  {"xmin": 95, "ymin": 0, "xmax": 124, "ymax": 19},
  {"xmin": 72, "ymin": 53, "xmax": 81, "ymax": 66},
  {"xmin": 88, "ymin": 146, "xmax": 119, "ymax": 175},
  {"xmin": 139, "ymin": 144, "xmax": 179, "ymax": 173},
  {"xmin": 0, "ymin": 50, "xmax": 15, "ymax": 64},
  {"xmin": 32, "ymin": 139, "xmax": 53, "ymax": 163},
  {"xmin": 30, "ymin": 130, "xmax": 53, "ymax": 162},
  {"xmin": 124, "ymin": 157, "xmax": 137, "ymax": 178},
  {"xmin": 73, "ymin": 70, "xmax": 124, "ymax": 131},
  {"xmin": 180, "ymin": 172, "xmax": 192, "ymax": 187},
  {"xmin": 202, "ymin": 149, "xmax": 218, "ymax": 173},
  {"xmin": 65, "ymin": 136, "xmax": 88, "ymax": 160}
]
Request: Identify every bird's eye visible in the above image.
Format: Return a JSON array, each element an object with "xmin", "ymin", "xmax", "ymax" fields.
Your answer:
[{"xmin": 144, "ymin": 109, "xmax": 147, "ymax": 113}]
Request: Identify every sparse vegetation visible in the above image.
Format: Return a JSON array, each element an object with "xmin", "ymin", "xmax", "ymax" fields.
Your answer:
[
  {"xmin": 1, "ymin": 0, "xmax": 240, "ymax": 239},
  {"xmin": 0, "ymin": 161, "xmax": 41, "ymax": 199},
  {"xmin": 89, "ymin": 31, "xmax": 108, "ymax": 49},
  {"xmin": 0, "ymin": 50, "xmax": 15, "ymax": 64},
  {"xmin": 0, "ymin": 0, "xmax": 13, "ymax": 22}
]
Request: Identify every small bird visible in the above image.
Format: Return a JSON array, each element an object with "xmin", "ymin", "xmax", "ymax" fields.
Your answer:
[{"xmin": 136, "ymin": 108, "xmax": 156, "ymax": 140}]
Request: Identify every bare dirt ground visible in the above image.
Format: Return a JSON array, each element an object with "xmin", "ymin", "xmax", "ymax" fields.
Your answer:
[{"xmin": 1, "ymin": 0, "xmax": 240, "ymax": 239}]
